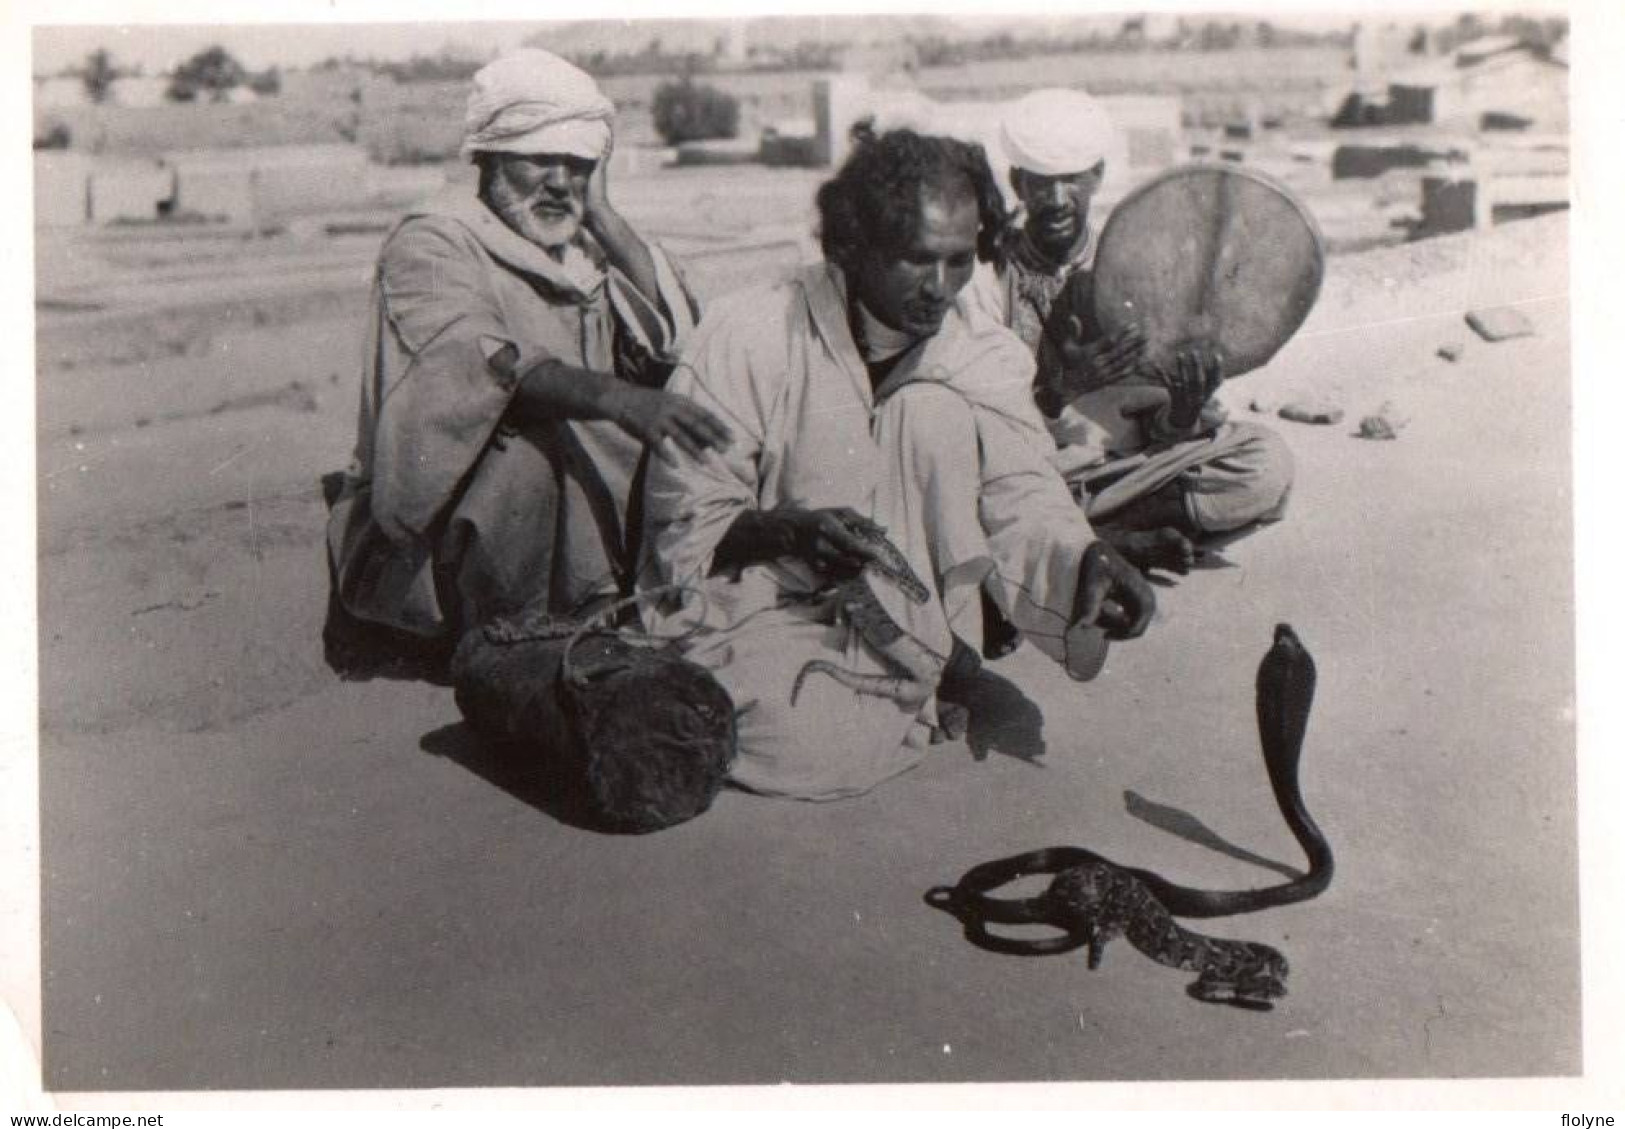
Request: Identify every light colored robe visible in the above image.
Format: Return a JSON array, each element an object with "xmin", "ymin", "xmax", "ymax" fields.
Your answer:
[
  {"xmin": 327, "ymin": 187, "xmax": 697, "ymax": 639},
  {"xmin": 639, "ymin": 265, "xmax": 1098, "ymax": 800}
]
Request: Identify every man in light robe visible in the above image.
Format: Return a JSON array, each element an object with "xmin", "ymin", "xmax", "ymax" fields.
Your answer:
[
  {"xmin": 639, "ymin": 128, "xmax": 1156, "ymax": 801},
  {"xmin": 325, "ymin": 49, "xmax": 727, "ymax": 676},
  {"xmin": 964, "ymin": 88, "xmax": 1294, "ymax": 576}
]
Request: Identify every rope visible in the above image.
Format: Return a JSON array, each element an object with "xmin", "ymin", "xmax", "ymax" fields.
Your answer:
[{"xmin": 559, "ymin": 582, "xmax": 714, "ymax": 687}]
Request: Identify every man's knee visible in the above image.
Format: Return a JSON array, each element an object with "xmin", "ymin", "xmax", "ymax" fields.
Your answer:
[
  {"xmin": 887, "ymin": 382, "xmax": 978, "ymax": 478},
  {"xmin": 1188, "ymin": 423, "xmax": 1295, "ymax": 531},
  {"xmin": 1238, "ymin": 422, "xmax": 1295, "ymax": 500},
  {"xmin": 891, "ymin": 381, "xmax": 975, "ymax": 430}
]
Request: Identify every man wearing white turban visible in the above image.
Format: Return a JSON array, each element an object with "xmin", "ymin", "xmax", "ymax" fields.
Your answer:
[
  {"xmin": 964, "ymin": 87, "xmax": 1293, "ymax": 587},
  {"xmin": 325, "ymin": 49, "xmax": 728, "ymax": 677}
]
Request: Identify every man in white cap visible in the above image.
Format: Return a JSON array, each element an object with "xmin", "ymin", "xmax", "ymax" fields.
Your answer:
[
  {"xmin": 325, "ymin": 49, "xmax": 728, "ymax": 677},
  {"xmin": 966, "ymin": 87, "xmax": 1293, "ymax": 581}
]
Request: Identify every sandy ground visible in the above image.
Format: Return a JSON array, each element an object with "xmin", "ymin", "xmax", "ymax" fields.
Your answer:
[{"xmin": 24, "ymin": 194, "xmax": 1579, "ymax": 1092}]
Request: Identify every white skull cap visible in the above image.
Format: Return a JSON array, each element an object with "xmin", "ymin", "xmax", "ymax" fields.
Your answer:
[{"xmin": 1000, "ymin": 88, "xmax": 1116, "ymax": 176}]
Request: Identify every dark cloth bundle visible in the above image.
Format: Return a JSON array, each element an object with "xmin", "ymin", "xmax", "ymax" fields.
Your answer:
[{"xmin": 450, "ymin": 608, "xmax": 737, "ymax": 834}]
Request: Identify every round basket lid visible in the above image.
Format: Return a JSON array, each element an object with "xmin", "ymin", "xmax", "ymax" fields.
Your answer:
[{"xmin": 1093, "ymin": 163, "xmax": 1325, "ymax": 378}]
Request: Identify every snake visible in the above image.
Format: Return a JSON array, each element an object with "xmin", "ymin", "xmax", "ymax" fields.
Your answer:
[
  {"xmin": 788, "ymin": 519, "xmax": 969, "ymax": 739},
  {"xmin": 924, "ymin": 623, "xmax": 1328, "ymax": 1009}
]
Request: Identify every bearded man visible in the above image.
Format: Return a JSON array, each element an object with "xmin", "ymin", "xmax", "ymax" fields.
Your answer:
[{"xmin": 325, "ymin": 49, "xmax": 728, "ymax": 676}]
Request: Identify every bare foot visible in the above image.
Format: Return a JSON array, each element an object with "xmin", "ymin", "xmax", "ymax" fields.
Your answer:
[{"xmin": 1101, "ymin": 526, "xmax": 1197, "ymax": 575}]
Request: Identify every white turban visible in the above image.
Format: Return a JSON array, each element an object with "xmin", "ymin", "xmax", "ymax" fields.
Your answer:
[
  {"xmin": 462, "ymin": 49, "xmax": 614, "ymax": 161},
  {"xmin": 1000, "ymin": 88, "xmax": 1116, "ymax": 176}
]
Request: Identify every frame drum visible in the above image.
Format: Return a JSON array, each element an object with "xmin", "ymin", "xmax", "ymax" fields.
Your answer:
[{"xmin": 1093, "ymin": 164, "xmax": 1325, "ymax": 378}]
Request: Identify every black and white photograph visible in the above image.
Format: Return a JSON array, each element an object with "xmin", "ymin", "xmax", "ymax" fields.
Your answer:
[{"xmin": 7, "ymin": 0, "xmax": 1620, "ymax": 1112}]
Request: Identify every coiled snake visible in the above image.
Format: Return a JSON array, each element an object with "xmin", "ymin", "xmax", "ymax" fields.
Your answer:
[{"xmin": 925, "ymin": 624, "xmax": 1329, "ymax": 1010}]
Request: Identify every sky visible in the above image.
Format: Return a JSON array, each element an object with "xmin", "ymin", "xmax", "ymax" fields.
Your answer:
[
  {"xmin": 30, "ymin": 22, "xmax": 549, "ymax": 76},
  {"xmin": 21, "ymin": 3, "xmax": 1513, "ymax": 78}
]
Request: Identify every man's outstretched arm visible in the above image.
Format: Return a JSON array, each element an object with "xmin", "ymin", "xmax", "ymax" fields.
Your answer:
[{"xmin": 493, "ymin": 345, "xmax": 730, "ymax": 460}]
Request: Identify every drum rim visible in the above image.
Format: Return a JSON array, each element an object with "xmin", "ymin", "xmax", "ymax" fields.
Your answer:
[{"xmin": 1093, "ymin": 161, "xmax": 1327, "ymax": 374}]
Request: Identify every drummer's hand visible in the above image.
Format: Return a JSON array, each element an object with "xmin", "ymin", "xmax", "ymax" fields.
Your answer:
[
  {"xmin": 1055, "ymin": 321, "xmax": 1146, "ymax": 397},
  {"xmin": 1156, "ymin": 343, "xmax": 1225, "ymax": 432}
]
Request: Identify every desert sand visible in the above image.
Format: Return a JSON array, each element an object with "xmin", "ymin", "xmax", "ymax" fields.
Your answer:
[{"xmin": 25, "ymin": 166, "xmax": 1579, "ymax": 1094}]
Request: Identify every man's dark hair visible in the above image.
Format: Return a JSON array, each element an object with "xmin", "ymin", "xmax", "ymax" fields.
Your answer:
[{"xmin": 816, "ymin": 124, "xmax": 1007, "ymax": 271}]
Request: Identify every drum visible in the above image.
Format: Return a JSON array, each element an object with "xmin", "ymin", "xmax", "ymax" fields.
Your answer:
[{"xmin": 1093, "ymin": 164, "xmax": 1325, "ymax": 378}]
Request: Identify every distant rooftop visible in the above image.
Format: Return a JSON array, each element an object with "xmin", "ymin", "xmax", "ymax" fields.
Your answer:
[
  {"xmin": 1390, "ymin": 34, "xmax": 1568, "ymax": 89},
  {"xmin": 1454, "ymin": 34, "xmax": 1524, "ymax": 63}
]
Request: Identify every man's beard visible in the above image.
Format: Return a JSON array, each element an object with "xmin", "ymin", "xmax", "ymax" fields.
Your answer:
[{"xmin": 488, "ymin": 180, "xmax": 582, "ymax": 251}]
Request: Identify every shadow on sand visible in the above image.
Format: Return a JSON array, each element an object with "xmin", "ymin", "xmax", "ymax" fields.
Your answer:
[
  {"xmin": 420, "ymin": 721, "xmax": 612, "ymax": 834},
  {"xmin": 946, "ymin": 666, "xmax": 1048, "ymax": 766},
  {"xmin": 1123, "ymin": 789, "xmax": 1300, "ymax": 878}
]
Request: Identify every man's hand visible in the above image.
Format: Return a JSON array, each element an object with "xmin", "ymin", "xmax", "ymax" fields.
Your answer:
[
  {"xmin": 580, "ymin": 140, "xmax": 668, "ymax": 311},
  {"xmin": 778, "ymin": 507, "xmax": 893, "ymax": 579},
  {"xmin": 1154, "ymin": 342, "xmax": 1225, "ymax": 432},
  {"xmin": 711, "ymin": 506, "xmax": 893, "ymax": 580},
  {"xmin": 582, "ymin": 140, "xmax": 615, "ymax": 231},
  {"xmin": 1054, "ymin": 321, "xmax": 1146, "ymax": 396},
  {"xmin": 610, "ymin": 385, "xmax": 731, "ymax": 459},
  {"xmin": 1073, "ymin": 540, "xmax": 1156, "ymax": 640}
]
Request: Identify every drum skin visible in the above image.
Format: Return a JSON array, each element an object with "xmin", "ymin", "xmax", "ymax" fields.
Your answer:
[{"xmin": 1093, "ymin": 163, "xmax": 1325, "ymax": 378}]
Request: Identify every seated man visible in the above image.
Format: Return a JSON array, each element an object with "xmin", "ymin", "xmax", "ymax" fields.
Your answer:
[
  {"xmin": 325, "ymin": 49, "xmax": 727, "ymax": 676},
  {"xmin": 638, "ymin": 127, "xmax": 1156, "ymax": 801},
  {"xmin": 965, "ymin": 88, "xmax": 1294, "ymax": 575}
]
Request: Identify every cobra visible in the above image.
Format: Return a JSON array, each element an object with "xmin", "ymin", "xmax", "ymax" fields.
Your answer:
[{"xmin": 925, "ymin": 624, "xmax": 1329, "ymax": 1009}]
